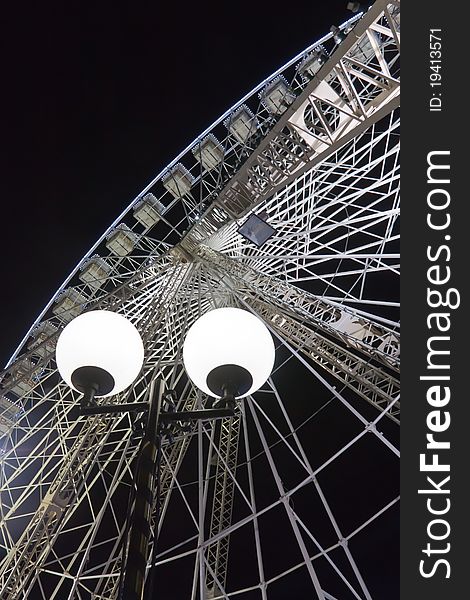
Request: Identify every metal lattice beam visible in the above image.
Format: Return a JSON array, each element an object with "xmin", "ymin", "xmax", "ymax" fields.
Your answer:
[{"xmin": 205, "ymin": 416, "xmax": 241, "ymax": 598}]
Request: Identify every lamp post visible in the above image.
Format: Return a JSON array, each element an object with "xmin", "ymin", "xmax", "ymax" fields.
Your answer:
[{"xmin": 55, "ymin": 307, "xmax": 274, "ymax": 600}]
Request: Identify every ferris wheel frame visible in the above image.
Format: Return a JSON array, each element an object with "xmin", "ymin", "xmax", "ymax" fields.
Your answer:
[{"xmin": 0, "ymin": 2, "xmax": 400, "ymax": 599}]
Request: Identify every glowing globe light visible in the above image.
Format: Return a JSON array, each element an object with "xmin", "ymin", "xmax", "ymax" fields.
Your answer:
[
  {"xmin": 183, "ymin": 307, "xmax": 275, "ymax": 399},
  {"xmin": 56, "ymin": 310, "xmax": 144, "ymax": 398}
]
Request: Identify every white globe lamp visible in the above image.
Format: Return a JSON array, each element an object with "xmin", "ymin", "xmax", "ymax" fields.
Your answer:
[
  {"xmin": 183, "ymin": 307, "xmax": 275, "ymax": 403},
  {"xmin": 56, "ymin": 310, "xmax": 144, "ymax": 401}
]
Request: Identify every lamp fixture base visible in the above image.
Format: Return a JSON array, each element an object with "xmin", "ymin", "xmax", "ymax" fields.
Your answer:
[
  {"xmin": 72, "ymin": 365, "xmax": 115, "ymax": 398},
  {"xmin": 206, "ymin": 364, "xmax": 252, "ymax": 399}
]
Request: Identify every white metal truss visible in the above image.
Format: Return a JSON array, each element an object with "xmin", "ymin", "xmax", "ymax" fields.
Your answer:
[
  {"xmin": 0, "ymin": 2, "xmax": 400, "ymax": 598},
  {"xmin": 205, "ymin": 416, "xmax": 241, "ymax": 598}
]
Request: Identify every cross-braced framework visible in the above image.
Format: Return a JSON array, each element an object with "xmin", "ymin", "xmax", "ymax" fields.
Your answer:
[{"xmin": 0, "ymin": 2, "xmax": 400, "ymax": 598}]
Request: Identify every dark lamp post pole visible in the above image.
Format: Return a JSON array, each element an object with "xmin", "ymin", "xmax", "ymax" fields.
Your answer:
[
  {"xmin": 121, "ymin": 381, "xmax": 163, "ymax": 600},
  {"xmin": 119, "ymin": 383, "xmax": 235, "ymax": 600}
]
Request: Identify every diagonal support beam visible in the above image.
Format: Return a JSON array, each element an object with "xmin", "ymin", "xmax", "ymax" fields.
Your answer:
[{"xmin": 205, "ymin": 416, "xmax": 241, "ymax": 598}]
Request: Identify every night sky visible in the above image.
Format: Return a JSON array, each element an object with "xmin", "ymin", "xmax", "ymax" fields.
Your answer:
[
  {"xmin": 1, "ymin": 0, "xmax": 353, "ymax": 368},
  {"xmin": 1, "ymin": 2, "xmax": 398, "ymax": 599}
]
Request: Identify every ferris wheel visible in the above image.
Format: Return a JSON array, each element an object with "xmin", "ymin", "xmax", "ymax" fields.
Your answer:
[{"xmin": 0, "ymin": 2, "xmax": 400, "ymax": 599}]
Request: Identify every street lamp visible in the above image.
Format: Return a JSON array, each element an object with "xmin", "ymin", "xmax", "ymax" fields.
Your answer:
[
  {"xmin": 55, "ymin": 308, "xmax": 244, "ymax": 600},
  {"xmin": 183, "ymin": 307, "xmax": 275, "ymax": 405},
  {"xmin": 56, "ymin": 310, "xmax": 145, "ymax": 410}
]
